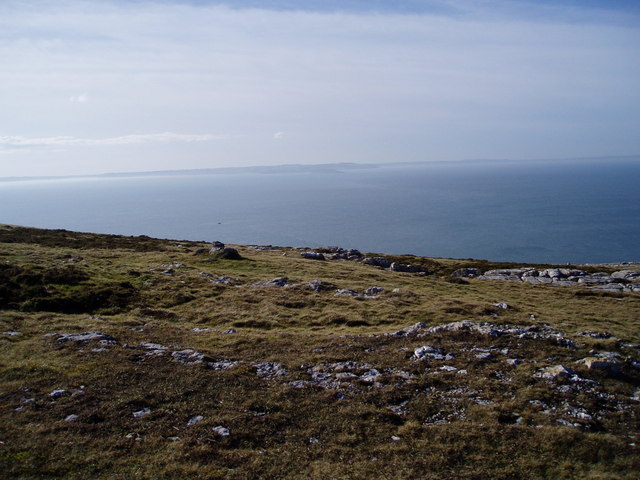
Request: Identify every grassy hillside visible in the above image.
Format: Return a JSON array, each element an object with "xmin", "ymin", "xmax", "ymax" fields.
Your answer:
[{"xmin": 1, "ymin": 225, "xmax": 638, "ymax": 479}]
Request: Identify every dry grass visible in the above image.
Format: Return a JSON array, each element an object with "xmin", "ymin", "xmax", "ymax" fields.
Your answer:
[{"xmin": 1, "ymin": 225, "xmax": 639, "ymax": 479}]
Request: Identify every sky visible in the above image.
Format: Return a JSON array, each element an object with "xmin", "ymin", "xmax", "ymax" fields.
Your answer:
[{"xmin": 0, "ymin": 0, "xmax": 639, "ymax": 177}]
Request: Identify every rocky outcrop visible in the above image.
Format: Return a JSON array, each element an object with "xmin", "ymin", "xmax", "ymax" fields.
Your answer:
[
  {"xmin": 454, "ymin": 267, "xmax": 640, "ymax": 293},
  {"xmin": 362, "ymin": 257, "xmax": 392, "ymax": 269}
]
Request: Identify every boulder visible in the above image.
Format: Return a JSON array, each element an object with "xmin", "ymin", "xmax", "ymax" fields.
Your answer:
[
  {"xmin": 209, "ymin": 241, "xmax": 225, "ymax": 253},
  {"xmin": 390, "ymin": 263, "xmax": 424, "ymax": 273},
  {"xmin": 611, "ymin": 270, "xmax": 640, "ymax": 280},
  {"xmin": 578, "ymin": 356, "xmax": 622, "ymax": 374}
]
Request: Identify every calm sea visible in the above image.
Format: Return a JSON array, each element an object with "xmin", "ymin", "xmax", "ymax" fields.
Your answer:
[{"xmin": 1, "ymin": 158, "xmax": 639, "ymax": 264}]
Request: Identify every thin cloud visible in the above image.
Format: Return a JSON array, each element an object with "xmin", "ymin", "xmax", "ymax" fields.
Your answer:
[
  {"xmin": 0, "ymin": 132, "xmax": 229, "ymax": 150},
  {"xmin": 69, "ymin": 94, "xmax": 88, "ymax": 103},
  {"xmin": 273, "ymin": 131, "xmax": 285, "ymax": 140}
]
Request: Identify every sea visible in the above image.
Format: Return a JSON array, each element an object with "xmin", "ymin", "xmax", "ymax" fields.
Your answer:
[{"xmin": 1, "ymin": 157, "xmax": 639, "ymax": 264}]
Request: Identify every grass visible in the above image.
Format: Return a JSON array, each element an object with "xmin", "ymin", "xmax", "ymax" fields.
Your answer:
[{"xmin": 0, "ymin": 224, "xmax": 639, "ymax": 479}]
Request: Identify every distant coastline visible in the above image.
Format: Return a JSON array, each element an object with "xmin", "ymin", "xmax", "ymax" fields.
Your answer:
[{"xmin": 1, "ymin": 155, "xmax": 638, "ymax": 183}]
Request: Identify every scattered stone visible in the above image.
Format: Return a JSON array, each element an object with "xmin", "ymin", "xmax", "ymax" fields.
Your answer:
[
  {"xmin": 390, "ymin": 322, "xmax": 427, "ymax": 336},
  {"xmin": 56, "ymin": 332, "xmax": 117, "ymax": 344},
  {"xmin": 194, "ymin": 248, "xmax": 208, "ymax": 255},
  {"xmin": 255, "ymin": 277, "xmax": 288, "ymax": 287},
  {"xmin": 191, "ymin": 328, "xmax": 213, "ymax": 333},
  {"xmin": 2, "ymin": 331, "xmax": 21, "ymax": 336},
  {"xmin": 64, "ymin": 414, "xmax": 79, "ymax": 422},
  {"xmin": 133, "ymin": 408, "xmax": 151, "ymax": 418},
  {"xmin": 363, "ymin": 286, "xmax": 384, "ymax": 296},
  {"xmin": 361, "ymin": 369, "xmax": 381, "ymax": 383},
  {"xmin": 309, "ymin": 437, "xmax": 320, "ymax": 444},
  {"xmin": 49, "ymin": 389, "xmax": 69, "ymax": 399},
  {"xmin": 535, "ymin": 365, "xmax": 574, "ymax": 380},
  {"xmin": 211, "ymin": 276, "xmax": 241, "ymax": 285},
  {"xmin": 413, "ymin": 346, "xmax": 454, "ymax": 361},
  {"xmin": 335, "ymin": 289, "xmax": 360, "ymax": 297},
  {"xmin": 171, "ymin": 349, "xmax": 205, "ymax": 365},
  {"xmin": 300, "ymin": 252, "xmax": 325, "ymax": 260},
  {"xmin": 208, "ymin": 360, "xmax": 238, "ymax": 370},
  {"xmin": 304, "ymin": 280, "xmax": 337, "ymax": 292},
  {"xmin": 577, "ymin": 331, "xmax": 612, "ymax": 339},
  {"xmin": 440, "ymin": 365, "xmax": 458, "ymax": 372},
  {"xmin": 474, "ymin": 352, "xmax": 493, "ymax": 361},
  {"xmin": 167, "ymin": 436, "xmax": 181, "ymax": 441},
  {"xmin": 161, "ymin": 261, "xmax": 184, "ymax": 269},
  {"xmin": 187, "ymin": 415, "xmax": 204, "ymax": 426},
  {"xmin": 212, "ymin": 426, "xmax": 230, "ymax": 437},
  {"xmin": 222, "ymin": 329, "xmax": 237, "ymax": 334},
  {"xmin": 254, "ymin": 362, "xmax": 288, "ymax": 378},
  {"xmin": 492, "ymin": 302, "xmax": 509, "ymax": 309},
  {"xmin": 391, "ymin": 436, "xmax": 401, "ymax": 441},
  {"xmin": 506, "ymin": 358, "xmax": 522, "ymax": 366},
  {"xmin": 423, "ymin": 320, "xmax": 574, "ymax": 347}
]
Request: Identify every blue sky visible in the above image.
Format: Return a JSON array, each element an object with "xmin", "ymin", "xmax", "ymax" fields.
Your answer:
[{"xmin": 1, "ymin": 0, "xmax": 639, "ymax": 176}]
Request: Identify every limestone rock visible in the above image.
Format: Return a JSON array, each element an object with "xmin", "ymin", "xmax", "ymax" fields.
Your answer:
[
  {"xmin": 209, "ymin": 241, "xmax": 225, "ymax": 253},
  {"xmin": 254, "ymin": 362, "xmax": 288, "ymax": 378},
  {"xmin": 171, "ymin": 349, "xmax": 205, "ymax": 365},
  {"xmin": 451, "ymin": 268, "xmax": 481, "ymax": 278},
  {"xmin": 187, "ymin": 415, "xmax": 204, "ymax": 426},
  {"xmin": 300, "ymin": 252, "xmax": 325, "ymax": 260},
  {"xmin": 362, "ymin": 257, "xmax": 392, "ymax": 269},
  {"xmin": 56, "ymin": 332, "xmax": 116, "ymax": 345},
  {"xmin": 535, "ymin": 365, "xmax": 574, "ymax": 380},
  {"xmin": 212, "ymin": 426, "xmax": 230, "ymax": 437}
]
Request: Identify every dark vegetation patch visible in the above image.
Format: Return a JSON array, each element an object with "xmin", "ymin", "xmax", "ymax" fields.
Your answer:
[
  {"xmin": 0, "ymin": 225, "xmax": 176, "ymax": 252},
  {"xmin": 574, "ymin": 290, "xmax": 625, "ymax": 299},
  {"xmin": 20, "ymin": 282, "xmax": 137, "ymax": 314},
  {"xmin": 0, "ymin": 263, "xmax": 137, "ymax": 313}
]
